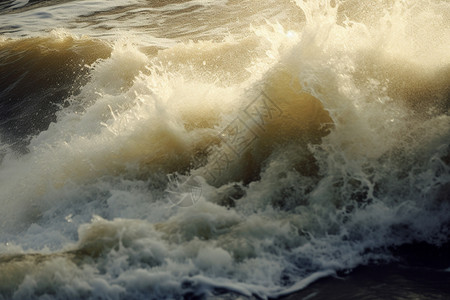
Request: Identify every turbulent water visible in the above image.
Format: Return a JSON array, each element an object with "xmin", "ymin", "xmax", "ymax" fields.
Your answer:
[{"xmin": 0, "ymin": 0, "xmax": 449, "ymax": 299}]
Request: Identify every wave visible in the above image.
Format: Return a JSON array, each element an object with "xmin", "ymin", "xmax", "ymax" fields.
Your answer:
[
  {"xmin": 0, "ymin": 30, "xmax": 111, "ymax": 150},
  {"xmin": 0, "ymin": 0, "xmax": 449, "ymax": 299}
]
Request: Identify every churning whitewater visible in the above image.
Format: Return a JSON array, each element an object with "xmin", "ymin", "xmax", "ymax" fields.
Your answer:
[{"xmin": 0, "ymin": 0, "xmax": 449, "ymax": 299}]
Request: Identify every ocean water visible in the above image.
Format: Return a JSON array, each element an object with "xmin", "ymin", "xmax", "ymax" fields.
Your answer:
[{"xmin": 0, "ymin": 0, "xmax": 449, "ymax": 299}]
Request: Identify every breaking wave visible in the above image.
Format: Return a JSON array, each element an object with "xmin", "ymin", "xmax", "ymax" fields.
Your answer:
[{"xmin": 0, "ymin": 0, "xmax": 449, "ymax": 299}]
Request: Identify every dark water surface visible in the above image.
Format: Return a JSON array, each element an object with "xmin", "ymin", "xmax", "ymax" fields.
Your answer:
[{"xmin": 282, "ymin": 265, "xmax": 450, "ymax": 300}]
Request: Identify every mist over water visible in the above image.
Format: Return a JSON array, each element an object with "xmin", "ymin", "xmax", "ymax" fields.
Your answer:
[{"xmin": 0, "ymin": 0, "xmax": 449, "ymax": 299}]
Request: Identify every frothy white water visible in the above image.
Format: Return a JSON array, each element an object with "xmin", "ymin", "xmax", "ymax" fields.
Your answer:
[{"xmin": 0, "ymin": 0, "xmax": 449, "ymax": 299}]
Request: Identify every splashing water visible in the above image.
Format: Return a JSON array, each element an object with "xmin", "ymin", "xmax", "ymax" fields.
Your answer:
[{"xmin": 0, "ymin": 0, "xmax": 449, "ymax": 299}]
